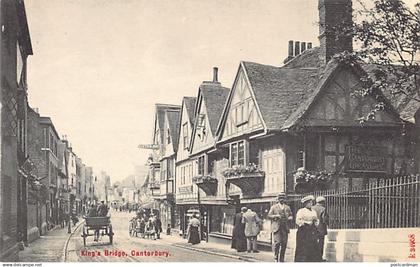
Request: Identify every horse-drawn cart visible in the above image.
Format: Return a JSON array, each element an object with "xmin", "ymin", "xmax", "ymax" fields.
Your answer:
[{"xmin": 81, "ymin": 216, "xmax": 114, "ymax": 246}]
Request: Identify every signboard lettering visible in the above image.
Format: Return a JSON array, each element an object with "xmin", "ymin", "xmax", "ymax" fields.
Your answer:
[{"xmin": 345, "ymin": 145, "xmax": 387, "ymax": 173}]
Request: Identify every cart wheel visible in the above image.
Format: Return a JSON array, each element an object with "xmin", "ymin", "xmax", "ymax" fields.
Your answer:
[
  {"xmin": 82, "ymin": 226, "xmax": 88, "ymax": 246},
  {"xmin": 109, "ymin": 225, "xmax": 113, "ymax": 244}
]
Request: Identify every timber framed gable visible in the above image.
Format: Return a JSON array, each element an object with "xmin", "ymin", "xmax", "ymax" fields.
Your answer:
[{"xmin": 217, "ymin": 62, "xmax": 266, "ymax": 143}]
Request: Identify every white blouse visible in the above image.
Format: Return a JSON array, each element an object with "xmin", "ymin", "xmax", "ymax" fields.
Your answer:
[{"xmin": 295, "ymin": 207, "xmax": 319, "ymax": 227}]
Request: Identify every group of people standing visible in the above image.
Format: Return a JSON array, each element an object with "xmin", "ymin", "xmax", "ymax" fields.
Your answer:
[
  {"xmin": 130, "ymin": 212, "xmax": 162, "ymax": 240},
  {"xmin": 231, "ymin": 193, "xmax": 329, "ymax": 262}
]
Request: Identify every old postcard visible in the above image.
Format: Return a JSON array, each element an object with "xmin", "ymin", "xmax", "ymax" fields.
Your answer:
[{"xmin": 1, "ymin": 0, "xmax": 419, "ymax": 264}]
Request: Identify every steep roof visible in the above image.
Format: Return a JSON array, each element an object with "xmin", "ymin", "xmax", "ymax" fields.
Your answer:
[
  {"xmin": 183, "ymin": 97, "xmax": 197, "ymax": 126},
  {"xmin": 153, "ymin": 104, "xmax": 181, "ymax": 143},
  {"xmin": 242, "ymin": 61, "xmax": 319, "ymax": 130},
  {"xmin": 199, "ymin": 83, "xmax": 230, "ymax": 135},
  {"xmin": 166, "ymin": 109, "xmax": 181, "ymax": 152},
  {"xmin": 283, "ymin": 47, "xmax": 420, "ymax": 124}
]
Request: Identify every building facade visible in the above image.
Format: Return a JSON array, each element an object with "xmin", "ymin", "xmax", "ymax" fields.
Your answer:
[{"xmin": 0, "ymin": 0, "xmax": 33, "ymax": 260}]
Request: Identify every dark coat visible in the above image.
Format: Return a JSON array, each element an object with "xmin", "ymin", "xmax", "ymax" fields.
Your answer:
[
  {"xmin": 312, "ymin": 204, "xmax": 328, "ymax": 236},
  {"xmin": 231, "ymin": 212, "xmax": 247, "ymax": 252}
]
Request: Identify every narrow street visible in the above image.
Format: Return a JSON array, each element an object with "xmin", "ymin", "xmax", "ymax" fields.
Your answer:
[{"xmin": 65, "ymin": 211, "xmax": 239, "ymax": 262}]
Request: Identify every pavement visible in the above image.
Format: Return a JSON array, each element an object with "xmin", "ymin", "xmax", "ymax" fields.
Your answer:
[
  {"xmin": 18, "ymin": 220, "xmax": 84, "ymax": 262},
  {"xmin": 17, "ymin": 211, "xmax": 295, "ymax": 262},
  {"xmin": 159, "ymin": 234, "xmax": 276, "ymax": 262}
]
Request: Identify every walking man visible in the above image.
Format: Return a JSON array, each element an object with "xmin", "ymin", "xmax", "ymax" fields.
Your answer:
[
  {"xmin": 312, "ymin": 196, "xmax": 329, "ymax": 261},
  {"xmin": 242, "ymin": 208, "xmax": 262, "ymax": 253},
  {"xmin": 268, "ymin": 193, "xmax": 293, "ymax": 262}
]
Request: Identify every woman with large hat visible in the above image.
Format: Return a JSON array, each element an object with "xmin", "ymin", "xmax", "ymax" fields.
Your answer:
[{"xmin": 294, "ymin": 195, "xmax": 320, "ymax": 262}]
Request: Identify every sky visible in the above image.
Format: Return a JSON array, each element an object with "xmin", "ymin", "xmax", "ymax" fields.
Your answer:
[{"xmin": 24, "ymin": 0, "xmax": 417, "ymax": 182}]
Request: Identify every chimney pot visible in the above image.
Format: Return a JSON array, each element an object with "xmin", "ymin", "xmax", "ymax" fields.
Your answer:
[
  {"xmin": 301, "ymin": 42, "xmax": 307, "ymax": 53},
  {"xmin": 294, "ymin": 41, "xmax": 300, "ymax": 56},
  {"xmin": 213, "ymin": 67, "xmax": 218, "ymax": 83},
  {"xmin": 288, "ymin": 40, "xmax": 293, "ymax": 57}
]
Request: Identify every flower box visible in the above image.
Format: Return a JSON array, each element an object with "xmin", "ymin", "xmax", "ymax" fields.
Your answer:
[
  {"xmin": 293, "ymin": 167, "xmax": 333, "ymax": 193},
  {"xmin": 223, "ymin": 164, "xmax": 265, "ymax": 197},
  {"xmin": 193, "ymin": 175, "xmax": 218, "ymax": 196}
]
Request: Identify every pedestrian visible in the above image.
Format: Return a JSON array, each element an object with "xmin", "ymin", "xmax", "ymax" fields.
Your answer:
[
  {"xmin": 231, "ymin": 207, "xmax": 247, "ymax": 252},
  {"xmin": 268, "ymin": 193, "xmax": 293, "ymax": 262},
  {"xmin": 241, "ymin": 208, "xmax": 262, "ymax": 253},
  {"xmin": 59, "ymin": 207, "xmax": 65, "ymax": 228},
  {"xmin": 154, "ymin": 215, "xmax": 162, "ymax": 239},
  {"xmin": 97, "ymin": 201, "xmax": 108, "ymax": 217},
  {"xmin": 187, "ymin": 213, "xmax": 201, "ymax": 245},
  {"xmin": 144, "ymin": 217, "xmax": 155, "ymax": 240},
  {"xmin": 312, "ymin": 196, "xmax": 329, "ymax": 261},
  {"xmin": 294, "ymin": 195, "xmax": 319, "ymax": 262},
  {"xmin": 88, "ymin": 204, "xmax": 97, "ymax": 217}
]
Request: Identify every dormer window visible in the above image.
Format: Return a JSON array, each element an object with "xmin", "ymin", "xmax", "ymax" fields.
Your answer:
[
  {"xmin": 182, "ymin": 123, "xmax": 189, "ymax": 149},
  {"xmin": 197, "ymin": 114, "xmax": 206, "ymax": 141}
]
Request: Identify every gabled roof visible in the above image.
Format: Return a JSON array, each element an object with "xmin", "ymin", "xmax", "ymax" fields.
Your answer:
[
  {"xmin": 166, "ymin": 109, "xmax": 181, "ymax": 153},
  {"xmin": 183, "ymin": 97, "xmax": 197, "ymax": 126},
  {"xmin": 241, "ymin": 61, "xmax": 319, "ymax": 131},
  {"xmin": 189, "ymin": 81, "xmax": 230, "ymax": 153},
  {"xmin": 218, "ymin": 47, "xmax": 416, "ymax": 136},
  {"xmin": 283, "ymin": 47, "xmax": 420, "ymax": 124},
  {"xmin": 152, "ymin": 103, "xmax": 181, "ymax": 143},
  {"xmin": 199, "ymin": 83, "xmax": 230, "ymax": 135}
]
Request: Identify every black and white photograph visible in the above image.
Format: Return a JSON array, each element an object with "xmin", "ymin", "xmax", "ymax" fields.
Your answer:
[{"xmin": 0, "ymin": 0, "xmax": 419, "ymax": 264}]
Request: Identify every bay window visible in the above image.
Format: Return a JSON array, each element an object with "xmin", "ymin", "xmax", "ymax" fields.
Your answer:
[{"xmin": 230, "ymin": 140, "xmax": 246, "ymax": 166}]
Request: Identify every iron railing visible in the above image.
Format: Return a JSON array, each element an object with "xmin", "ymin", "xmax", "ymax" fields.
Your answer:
[{"xmin": 286, "ymin": 174, "xmax": 420, "ymax": 229}]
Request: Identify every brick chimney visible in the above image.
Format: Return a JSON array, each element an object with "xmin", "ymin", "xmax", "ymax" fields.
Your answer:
[
  {"xmin": 213, "ymin": 67, "xmax": 218, "ymax": 83},
  {"xmin": 318, "ymin": 0, "xmax": 353, "ymax": 64}
]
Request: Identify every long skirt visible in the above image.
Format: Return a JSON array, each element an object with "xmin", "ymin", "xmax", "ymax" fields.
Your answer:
[
  {"xmin": 188, "ymin": 226, "xmax": 200, "ymax": 245},
  {"xmin": 294, "ymin": 224, "xmax": 320, "ymax": 262},
  {"xmin": 231, "ymin": 232, "xmax": 247, "ymax": 252}
]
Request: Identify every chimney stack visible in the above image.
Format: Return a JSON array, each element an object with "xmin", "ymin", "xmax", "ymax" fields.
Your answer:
[
  {"xmin": 318, "ymin": 0, "xmax": 353, "ymax": 64},
  {"xmin": 213, "ymin": 67, "xmax": 218, "ymax": 83},
  {"xmin": 283, "ymin": 40, "xmax": 313, "ymax": 64}
]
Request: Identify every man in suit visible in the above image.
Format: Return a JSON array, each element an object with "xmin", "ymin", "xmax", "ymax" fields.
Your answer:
[
  {"xmin": 312, "ymin": 196, "xmax": 329, "ymax": 261},
  {"xmin": 268, "ymin": 193, "xmax": 293, "ymax": 262},
  {"xmin": 241, "ymin": 208, "xmax": 262, "ymax": 253}
]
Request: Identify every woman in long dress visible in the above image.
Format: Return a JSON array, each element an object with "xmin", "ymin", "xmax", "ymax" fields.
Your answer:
[
  {"xmin": 231, "ymin": 207, "xmax": 247, "ymax": 252},
  {"xmin": 187, "ymin": 213, "xmax": 201, "ymax": 245},
  {"xmin": 294, "ymin": 195, "xmax": 320, "ymax": 262}
]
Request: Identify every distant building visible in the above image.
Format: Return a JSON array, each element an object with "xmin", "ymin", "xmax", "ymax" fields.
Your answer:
[{"xmin": 39, "ymin": 117, "xmax": 60, "ymax": 229}]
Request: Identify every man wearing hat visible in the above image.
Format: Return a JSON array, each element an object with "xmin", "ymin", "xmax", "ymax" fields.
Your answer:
[
  {"xmin": 268, "ymin": 193, "xmax": 293, "ymax": 262},
  {"xmin": 312, "ymin": 196, "xmax": 329, "ymax": 261}
]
